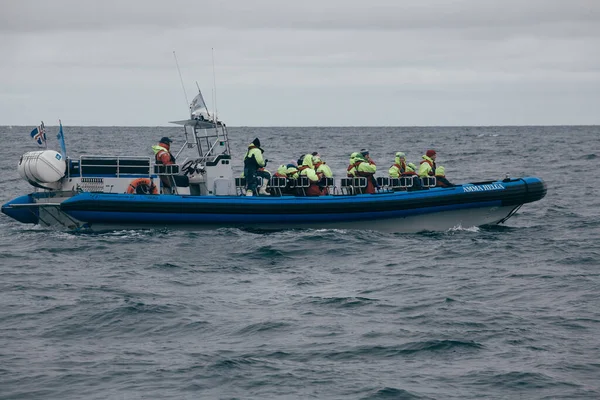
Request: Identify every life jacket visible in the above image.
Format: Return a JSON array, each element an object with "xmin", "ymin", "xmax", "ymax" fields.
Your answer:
[
  {"xmin": 392, "ymin": 162, "xmax": 416, "ymax": 176},
  {"xmin": 152, "ymin": 144, "xmax": 175, "ymax": 164},
  {"xmin": 297, "ymin": 165, "xmax": 310, "ymax": 174},
  {"xmin": 348, "ymin": 161, "xmax": 373, "ymax": 176},
  {"xmin": 244, "ymin": 145, "xmax": 261, "ymax": 169},
  {"xmin": 420, "ymin": 158, "xmax": 436, "ymax": 176}
]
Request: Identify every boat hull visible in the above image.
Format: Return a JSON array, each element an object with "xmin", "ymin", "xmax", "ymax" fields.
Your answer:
[{"xmin": 2, "ymin": 177, "xmax": 546, "ymax": 233}]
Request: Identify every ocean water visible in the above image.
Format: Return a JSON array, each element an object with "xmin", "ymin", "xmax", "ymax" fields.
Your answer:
[{"xmin": 0, "ymin": 125, "xmax": 599, "ymax": 399}]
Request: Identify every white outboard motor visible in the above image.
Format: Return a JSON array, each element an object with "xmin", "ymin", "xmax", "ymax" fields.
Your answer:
[{"xmin": 18, "ymin": 150, "xmax": 66, "ymax": 189}]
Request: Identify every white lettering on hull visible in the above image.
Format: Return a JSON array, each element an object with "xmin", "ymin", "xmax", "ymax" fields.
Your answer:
[{"xmin": 462, "ymin": 183, "xmax": 505, "ymax": 193}]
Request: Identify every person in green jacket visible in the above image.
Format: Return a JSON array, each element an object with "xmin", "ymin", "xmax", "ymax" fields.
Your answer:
[{"xmin": 243, "ymin": 138, "xmax": 271, "ymax": 196}]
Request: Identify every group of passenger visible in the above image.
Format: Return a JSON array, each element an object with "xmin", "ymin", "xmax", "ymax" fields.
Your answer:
[
  {"xmin": 152, "ymin": 136, "xmax": 453, "ymax": 197},
  {"xmin": 241, "ymin": 138, "xmax": 454, "ymax": 196}
]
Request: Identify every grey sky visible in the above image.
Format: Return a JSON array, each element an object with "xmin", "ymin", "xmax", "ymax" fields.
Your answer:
[{"xmin": 1, "ymin": 0, "xmax": 599, "ymax": 126}]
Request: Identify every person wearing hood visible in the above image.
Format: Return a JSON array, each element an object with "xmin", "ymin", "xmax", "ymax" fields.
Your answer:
[
  {"xmin": 388, "ymin": 152, "xmax": 417, "ymax": 178},
  {"xmin": 312, "ymin": 155, "xmax": 333, "ymax": 195},
  {"xmin": 296, "ymin": 154, "xmax": 324, "ymax": 196},
  {"xmin": 243, "ymin": 137, "xmax": 271, "ymax": 196},
  {"xmin": 435, "ymin": 166, "xmax": 455, "ymax": 188},
  {"xmin": 389, "ymin": 151, "xmax": 421, "ymax": 190},
  {"xmin": 347, "ymin": 152, "xmax": 377, "ymax": 194},
  {"xmin": 312, "ymin": 155, "xmax": 333, "ymax": 178},
  {"xmin": 418, "ymin": 149, "xmax": 437, "ymax": 178},
  {"xmin": 275, "ymin": 161, "xmax": 299, "ymax": 179}
]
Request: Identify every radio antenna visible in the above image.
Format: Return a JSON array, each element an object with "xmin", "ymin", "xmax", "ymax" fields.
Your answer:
[
  {"xmin": 211, "ymin": 47, "xmax": 218, "ymax": 124},
  {"xmin": 173, "ymin": 51, "xmax": 189, "ymax": 109}
]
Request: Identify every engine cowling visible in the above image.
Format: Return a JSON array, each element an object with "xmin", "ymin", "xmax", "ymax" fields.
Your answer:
[{"xmin": 18, "ymin": 150, "xmax": 66, "ymax": 184}]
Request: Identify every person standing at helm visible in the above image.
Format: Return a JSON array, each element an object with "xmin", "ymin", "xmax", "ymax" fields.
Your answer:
[
  {"xmin": 152, "ymin": 137, "xmax": 176, "ymax": 189},
  {"xmin": 152, "ymin": 137, "xmax": 175, "ymax": 165},
  {"xmin": 418, "ymin": 149, "xmax": 437, "ymax": 178},
  {"xmin": 347, "ymin": 152, "xmax": 377, "ymax": 194},
  {"xmin": 243, "ymin": 137, "xmax": 271, "ymax": 196}
]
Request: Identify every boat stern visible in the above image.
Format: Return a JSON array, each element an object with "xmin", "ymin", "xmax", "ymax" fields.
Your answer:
[{"xmin": 1, "ymin": 194, "xmax": 39, "ymax": 224}]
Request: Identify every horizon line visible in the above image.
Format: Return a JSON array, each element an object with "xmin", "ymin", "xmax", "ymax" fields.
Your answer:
[{"xmin": 2, "ymin": 124, "xmax": 599, "ymax": 128}]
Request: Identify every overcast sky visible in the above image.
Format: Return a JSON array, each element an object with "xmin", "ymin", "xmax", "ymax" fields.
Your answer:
[{"xmin": 1, "ymin": 0, "xmax": 599, "ymax": 126}]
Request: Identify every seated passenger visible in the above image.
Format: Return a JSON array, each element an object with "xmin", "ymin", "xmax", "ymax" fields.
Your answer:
[
  {"xmin": 435, "ymin": 166, "xmax": 455, "ymax": 188},
  {"xmin": 347, "ymin": 152, "xmax": 377, "ymax": 194},
  {"xmin": 388, "ymin": 152, "xmax": 416, "ymax": 177},
  {"xmin": 389, "ymin": 152, "xmax": 421, "ymax": 190},
  {"xmin": 313, "ymin": 156, "xmax": 332, "ymax": 178},
  {"xmin": 418, "ymin": 149, "xmax": 437, "ymax": 178},
  {"xmin": 313, "ymin": 155, "xmax": 333, "ymax": 194},
  {"xmin": 298, "ymin": 154, "xmax": 324, "ymax": 196},
  {"xmin": 285, "ymin": 162, "xmax": 299, "ymax": 179},
  {"xmin": 275, "ymin": 164, "xmax": 288, "ymax": 178}
]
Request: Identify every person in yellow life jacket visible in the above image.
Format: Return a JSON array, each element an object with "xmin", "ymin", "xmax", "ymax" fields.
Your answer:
[
  {"xmin": 388, "ymin": 152, "xmax": 417, "ymax": 177},
  {"xmin": 360, "ymin": 149, "xmax": 376, "ymax": 166},
  {"xmin": 275, "ymin": 164, "xmax": 288, "ymax": 178},
  {"xmin": 312, "ymin": 155, "xmax": 333, "ymax": 195},
  {"xmin": 152, "ymin": 137, "xmax": 177, "ymax": 189},
  {"xmin": 297, "ymin": 154, "xmax": 324, "ymax": 196},
  {"xmin": 418, "ymin": 149, "xmax": 437, "ymax": 178},
  {"xmin": 389, "ymin": 151, "xmax": 422, "ymax": 191},
  {"xmin": 243, "ymin": 137, "xmax": 271, "ymax": 196},
  {"xmin": 312, "ymin": 156, "xmax": 333, "ymax": 178},
  {"xmin": 347, "ymin": 152, "xmax": 377, "ymax": 194},
  {"xmin": 435, "ymin": 166, "xmax": 455, "ymax": 188}
]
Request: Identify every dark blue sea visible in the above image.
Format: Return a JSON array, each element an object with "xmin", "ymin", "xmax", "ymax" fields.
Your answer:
[{"xmin": 1, "ymin": 125, "xmax": 599, "ymax": 399}]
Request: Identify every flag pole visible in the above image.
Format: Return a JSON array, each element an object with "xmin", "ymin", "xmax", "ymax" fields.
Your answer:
[{"xmin": 41, "ymin": 121, "xmax": 47, "ymax": 149}]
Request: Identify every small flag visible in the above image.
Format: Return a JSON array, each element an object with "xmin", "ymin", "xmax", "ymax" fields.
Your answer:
[
  {"xmin": 30, "ymin": 122, "xmax": 47, "ymax": 147},
  {"xmin": 57, "ymin": 120, "xmax": 67, "ymax": 157}
]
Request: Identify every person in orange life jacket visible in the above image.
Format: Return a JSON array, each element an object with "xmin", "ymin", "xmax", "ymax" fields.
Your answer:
[
  {"xmin": 152, "ymin": 137, "xmax": 176, "ymax": 189},
  {"xmin": 435, "ymin": 166, "xmax": 454, "ymax": 187},
  {"xmin": 298, "ymin": 154, "xmax": 324, "ymax": 196},
  {"xmin": 243, "ymin": 137, "xmax": 271, "ymax": 196},
  {"xmin": 347, "ymin": 152, "xmax": 377, "ymax": 194}
]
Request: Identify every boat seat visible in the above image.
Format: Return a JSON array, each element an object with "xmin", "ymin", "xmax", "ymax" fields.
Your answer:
[
  {"xmin": 390, "ymin": 176, "xmax": 416, "ymax": 190},
  {"xmin": 323, "ymin": 177, "xmax": 334, "ymax": 195},
  {"xmin": 295, "ymin": 176, "xmax": 311, "ymax": 196},
  {"xmin": 376, "ymin": 177, "xmax": 389, "ymax": 192},
  {"xmin": 269, "ymin": 177, "xmax": 287, "ymax": 196},
  {"xmin": 173, "ymin": 175, "xmax": 189, "ymax": 187},
  {"xmin": 377, "ymin": 177, "xmax": 389, "ymax": 187},
  {"xmin": 421, "ymin": 176, "xmax": 437, "ymax": 188},
  {"xmin": 235, "ymin": 177, "xmax": 247, "ymax": 195},
  {"xmin": 340, "ymin": 177, "xmax": 367, "ymax": 195}
]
